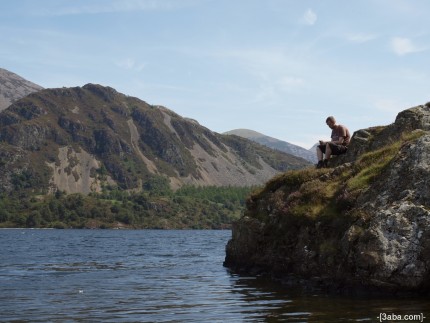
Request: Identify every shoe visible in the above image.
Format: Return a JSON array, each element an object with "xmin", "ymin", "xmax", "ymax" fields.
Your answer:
[
  {"xmin": 316, "ymin": 160, "xmax": 324, "ymax": 169},
  {"xmin": 323, "ymin": 159, "xmax": 329, "ymax": 168}
]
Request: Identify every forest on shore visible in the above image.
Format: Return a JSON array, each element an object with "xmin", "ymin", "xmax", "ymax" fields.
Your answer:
[{"xmin": 0, "ymin": 180, "xmax": 254, "ymax": 229}]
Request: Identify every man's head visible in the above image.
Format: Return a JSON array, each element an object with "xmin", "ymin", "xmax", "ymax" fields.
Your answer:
[{"xmin": 326, "ymin": 116, "xmax": 336, "ymax": 129}]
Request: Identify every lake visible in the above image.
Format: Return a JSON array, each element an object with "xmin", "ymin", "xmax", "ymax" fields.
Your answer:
[{"xmin": 0, "ymin": 229, "xmax": 428, "ymax": 322}]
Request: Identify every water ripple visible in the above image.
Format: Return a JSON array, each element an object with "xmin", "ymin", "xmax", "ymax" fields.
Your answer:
[{"xmin": 0, "ymin": 229, "xmax": 429, "ymax": 322}]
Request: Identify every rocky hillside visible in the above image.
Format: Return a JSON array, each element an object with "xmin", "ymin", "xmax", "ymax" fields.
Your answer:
[
  {"xmin": 224, "ymin": 103, "xmax": 430, "ymax": 294},
  {"xmin": 224, "ymin": 129, "xmax": 316, "ymax": 163},
  {"xmin": 0, "ymin": 68, "xmax": 43, "ymax": 111},
  {"xmin": 0, "ymin": 84, "xmax": 310, "ymax": 195}
]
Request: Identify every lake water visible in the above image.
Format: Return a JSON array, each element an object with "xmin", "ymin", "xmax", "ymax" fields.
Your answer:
[{"xmin": 0, "ymin": 229, "xmax": 428, "ymax": 322}]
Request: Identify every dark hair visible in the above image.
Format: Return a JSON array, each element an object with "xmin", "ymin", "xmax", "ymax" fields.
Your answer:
[{"xmin": 326, "ymin": 116, "xmax": 336, "ymax": 123}]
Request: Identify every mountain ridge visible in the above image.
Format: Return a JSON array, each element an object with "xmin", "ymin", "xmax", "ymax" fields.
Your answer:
[
  {"xmin": 0, "ymin": 81, "xmax": 310, "ymax": 196},
  {"xmin": 224, "ymin": 128, "xmax": 316, "ymax": 163}
]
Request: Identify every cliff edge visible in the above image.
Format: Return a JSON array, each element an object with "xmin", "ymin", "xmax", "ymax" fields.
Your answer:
[{"xmin": 224, "ymin": 103, "xmax": 430, "ymax": 294}]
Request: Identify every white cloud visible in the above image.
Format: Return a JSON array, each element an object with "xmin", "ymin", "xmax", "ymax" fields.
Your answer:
[
  {"xmin": 255, "ymin": 83, "xmax": 276, "ymax": 102},
  {"xmin": 32, "ymin": 0, "xmax": 199, "ymax": 16},
  {"xmin": 278, "ymin": 76, "xmax": 304, "ymax": 91},
  {"xmin": 302, "ymin": 9, "xmax": 317, "ymax": 26},
  {"xmin": 291, "ymin": 135, "xmax": 323, "ymax": 150},
  {"xmin": 116, "ymin": 58, "xmax": 145, "ymax": 71},
  {"xmin": 373, "ymin": 99, "xmax": 405, "ymax": 114},
  {"xmin": 346, "ymin": 33, "xmax": 378, "ymax": 43},
  {"xmin": 391, "ymin": 37, "xmax": 422, "ymax": 56},
  {"xmin": 212, "ymin": 48, "xmax": 287, "ymax": 68}
]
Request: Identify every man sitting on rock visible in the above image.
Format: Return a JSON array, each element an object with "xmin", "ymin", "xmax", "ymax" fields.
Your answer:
[{"xmin": 316, "ymin": 116, "xmax": 350, "ymax": 168}]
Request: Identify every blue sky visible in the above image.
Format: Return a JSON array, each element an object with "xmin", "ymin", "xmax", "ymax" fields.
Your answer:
[{"xmin": 1, "ymin": 0, "xmax": 429, "ymax": 149}]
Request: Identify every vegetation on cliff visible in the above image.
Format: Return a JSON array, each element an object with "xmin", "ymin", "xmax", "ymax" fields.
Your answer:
[{"xmin": 246, "ymin": 129, "xmax": 425, "ymax": 223}]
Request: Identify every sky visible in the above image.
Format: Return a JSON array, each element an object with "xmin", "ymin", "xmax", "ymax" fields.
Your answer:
[{"xmin": 1, "ymin": 0, "xmax": 430, "ymax": 149}]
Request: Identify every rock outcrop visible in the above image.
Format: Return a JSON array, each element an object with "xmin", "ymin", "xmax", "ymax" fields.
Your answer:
[{"xmin": 224, "ymin": 103, "xmax": 430, "ymax": 294}]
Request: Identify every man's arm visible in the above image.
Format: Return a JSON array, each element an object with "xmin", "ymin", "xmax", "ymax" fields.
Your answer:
[{"xmin": 333, "ymin": 137, "xmax": 345, "ymax": 145}]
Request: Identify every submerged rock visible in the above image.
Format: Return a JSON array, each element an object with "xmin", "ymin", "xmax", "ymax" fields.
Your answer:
[{"xmin": 224, "ymin": 104, "xmax": 430, "ymax": 294}]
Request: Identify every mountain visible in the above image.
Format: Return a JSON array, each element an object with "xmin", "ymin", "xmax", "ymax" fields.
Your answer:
[
  {"xmin": 0, "ymin": 83, "xmax": 310, "ymax": 196},
  {"xmin": 0, "ymin": 68, "xmax": 43, "ymax": 111},
  {"xmin": 224, "ymin": 129, "xmax": 316, "ymax": 163},
  {"xmin": 309, "ymin": 143, "xmax": 318, "ymax": 154},
  {"xmin": 225, "ymin": 103, "xmax": 430, "ymax": 294}
]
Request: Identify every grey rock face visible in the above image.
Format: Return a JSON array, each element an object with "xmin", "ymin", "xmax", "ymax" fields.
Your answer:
[{"xmin": 347, "ymin": 134, "xmax": 430, "ymax": 290}]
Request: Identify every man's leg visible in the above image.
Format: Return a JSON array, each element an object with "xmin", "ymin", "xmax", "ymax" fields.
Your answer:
[
  {"xmin": 316, "ymin": 145, "xmax": 324, "ymax": 168},
  {"xmin": 323, "ymin": 143, "xmax": 332, "ymax": 167},
  {"xmin": 325, "ymin": 143, "xmax": 332, "ymax": 160},
  {"xmin": 317, "ymin": 146, "xmax": 323, "ymax": 161}
]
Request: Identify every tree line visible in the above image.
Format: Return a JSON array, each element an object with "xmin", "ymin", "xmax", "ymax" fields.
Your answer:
[{"xmin": 0, "ymin": 184, "xmax": 255, "ymax": 229}]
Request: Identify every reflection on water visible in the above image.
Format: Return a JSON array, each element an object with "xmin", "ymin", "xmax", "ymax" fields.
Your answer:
[
  {"xmin": 230, "ymin": 275, "xmax": 430, "ymax": 322},
  {"xmin": 0, "ymin": 229, "xmax": 428, "ymax": 322}
]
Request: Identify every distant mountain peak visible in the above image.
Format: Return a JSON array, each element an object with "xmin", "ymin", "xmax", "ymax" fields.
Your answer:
[
  {"xmin": 224, "ymin": 128, "xmax": 317, "ymax": 163},
  {"xmin": 0, "ymin": 68, "xmax": 43, "ymax": 111},
  {"xmin": 224, "ymin": 128, "xmax": 266, "ymax": 138}
]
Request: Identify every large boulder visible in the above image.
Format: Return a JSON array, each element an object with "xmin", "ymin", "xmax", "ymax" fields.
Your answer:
[{"xmin": 225, "ymin": 104, "xmax": 430, "ymax": 294}]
